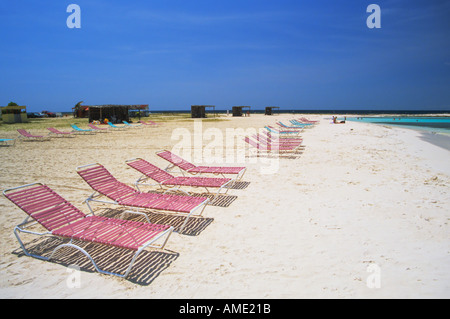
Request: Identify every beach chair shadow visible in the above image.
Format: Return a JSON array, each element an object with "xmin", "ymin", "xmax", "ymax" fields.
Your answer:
[
  {"xmin": 245, "ymin": 152, "xmax": 302, "ymax": 160},
  {"xmin": 98, "ymin": 206, "xmax": 214, "ymax": 237},
  {"xmin": 188, "ymin": 192, "xmax": 238, "ymax": 207},
  {"xmin": 12, "ymin": 236, "xmax": 179, "ymax": 285},
  {"xmin": 225, "ymin": 181, "xmax": 251, "ymax": 190},
  {"xmin": 145, "ymin": 188, "xmax": 238, "ymax": 208},
  {"xmin": 149, "ymin": 213, "xmax": 214, "ymax": 236}
]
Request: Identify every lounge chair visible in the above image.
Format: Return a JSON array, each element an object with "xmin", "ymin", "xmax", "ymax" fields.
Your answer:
[
  {"xmin": 107, "ymin": 122, "xmax": 127, "ymax": 130},
  {"xmin": 265, "ymin": 126, "xmax": 301, "ymax": 136},
  {"xmin": 126, "ymin": 158, "xmax": 233, "ymax": 199},
  {"xmin": 88, "ymin": 123, "xmax": 109, "ymax": 133},
  {"xmin": 245, "ymin": 137, "xmax": 301, "ymax": 156},
  {"xmin": 253, "ymin": 134, "xmax": 303, "ymax": 147},
  {"xmin": 277, "ymin": 121, "xmax": 306, "ymax": 129},
  {"xmin": 71, "ymin": 124, "xmax": 95, "ymax": 134},
  {"xmin": 291, "ymin": 119, "xmax": 314, "ymax": 127},
  {"xmin": 298, "ymin": 117, "xmax": 318, "ymax": 124},
  {"xmin": 123, "ymin": 121, "xmax": 142, "ymax": 129},
  {"xmin": 3, "ymin": 183, "xmax": 173, "ymax": 278},
  {"xmin": 251, "ymin": 135, "xmax": 303, "ymax": 152},
  {"xmin": 244, "ymin": 137, "xmax": 274, "ymax": 155},
  {"xmin": 139, "ymin": 120, "xmax": 159, "ymax": 126},
  {"xmin": 0, "ymin": 138, "xmax": 15, "ymax": 146},
  {"xmin": 263, "ymin": 131, "xmax": 303, "ymax": 141},
  {"xmin": 17, "ymin": 129, "xmax": 50, "ymax": 141},
  {"xmin": 76, "ymin": 163, "xmax": 210, "ymax": 233},
  {"xmin": 156, "ymin": 150, "xmax": 247, "ymax": 181},
  {"xmin": 47, "ymin": 127, "xmax": 74, "ymax": 137}
]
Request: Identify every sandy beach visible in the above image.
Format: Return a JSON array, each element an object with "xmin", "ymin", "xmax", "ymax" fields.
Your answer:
[{"xmin": 0, "ymin": 114, "xmax": 448, "ymax": 299}]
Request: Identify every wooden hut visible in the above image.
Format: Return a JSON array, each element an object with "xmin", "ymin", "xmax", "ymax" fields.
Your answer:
[
  {"xmin": 265, "ymin": 106, "xmax": 280, "ymax": 115},
  {"xmin": 191, "ymin": 105, "xmax": 216, "ymax": 118},
  {"xmin": 232, "ymin": 106, "xmax": 251, "ymax": 117},
  {"xmin": 87, "ymin": 105, "xmax": 146, "ymax": 123}
]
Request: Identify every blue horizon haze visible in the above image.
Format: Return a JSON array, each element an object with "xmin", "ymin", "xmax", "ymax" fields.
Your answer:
[{"xmin": 1, "ymin": 0, "xmax": 449, "ymax": 112}]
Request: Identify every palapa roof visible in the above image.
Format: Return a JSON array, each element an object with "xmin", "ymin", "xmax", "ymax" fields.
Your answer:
[{"xmin": 88, "ymin": 104, "xmax": 148, "ymax": 109}]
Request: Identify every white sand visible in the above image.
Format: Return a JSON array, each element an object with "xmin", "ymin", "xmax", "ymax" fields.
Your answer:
[{"xmin": 0, "ymin": 114, "xmax": 448, "ymax": 298}]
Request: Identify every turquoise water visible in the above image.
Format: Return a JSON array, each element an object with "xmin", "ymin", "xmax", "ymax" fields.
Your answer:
[{"xmin": 348, "ymin": 116, "xmax": 450, "ymax": 134}]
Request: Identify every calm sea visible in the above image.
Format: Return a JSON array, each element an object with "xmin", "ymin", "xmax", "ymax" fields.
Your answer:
[{"xmin": 347, "ymin": 116, "xmax": 450, "ymax": 134}]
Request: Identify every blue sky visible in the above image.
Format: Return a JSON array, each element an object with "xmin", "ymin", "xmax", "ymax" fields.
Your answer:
[{"xmin": 1, "ymin": 0, "xmax": 449, "ymax": 112}]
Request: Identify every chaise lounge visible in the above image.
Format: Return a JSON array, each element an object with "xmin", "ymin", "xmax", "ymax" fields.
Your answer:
[
  {"xmin": 71, "ymin": 124, "xmax": 95, "ymax": 134},
  {"xmin": 107, "ymin": 122, "xmax": 127, "ymax": 130},
  {"xmin": 17, "ymin": 129, "xmax": 51, "ymax": 141},
  {"xmin": 47, "ymin": 127, "xmax": 74, "ymax": 137},
  {"xmin": 76, "ymin": 163, "xmax": 210, "ymax": 233},
  {"xmin": 265, "ymin": 126, "xmax": 302, "ymax": 136},
  {"xmin": 126, "ymin": 158, "xmax": 233, "ymax": 199},
  {"xmin": 139, "ymin": 120, "xmax": 160, "ymax": 126},
  {"xmin": 3, "ymin": 183, "xmax": 174, "ymax": 278},
  {"xmin": 88, "ymin": 123, "xmax": 109, "ymax": 133},
  {"xmin": 123, "ymin": 121, "xmax": 142, "ymax": 129},
  {"xmin": 156, "ymin": 150, "xmax": 247, "ymax": 181},
  {"xmin": 0, "ymin": 138, "xmax": 15, "ymax": 146}
]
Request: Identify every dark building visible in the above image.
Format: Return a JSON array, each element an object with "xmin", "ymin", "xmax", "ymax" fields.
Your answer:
[
  {"xmin": 191, "ymin": 105, "xmax": 216, "ymax": 118},
  {"xmin": 265, "ymin": 106, "xmax": 280, "ymax": 115},
  {"xmin": 232, "ymin": 106, "xmax": 251, "ymax": 117}
]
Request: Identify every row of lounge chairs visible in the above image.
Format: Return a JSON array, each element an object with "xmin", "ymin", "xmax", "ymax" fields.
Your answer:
[
  {"xmin": 14, "ymin": 120, "xmax": 160, "ymax": 141},
  {"xmin": 244, "ymin": 118, "xmax": 318, "ymax": 156},
  {"xmin": 3, "ymin": 150, "xmax": 247, "ymax": 279}
]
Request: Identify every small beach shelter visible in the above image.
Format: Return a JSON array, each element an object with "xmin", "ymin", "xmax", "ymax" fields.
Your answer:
[
  {"xmin": 232, "ymin": 106, "xmax": 251, "ymax": 117},
  {"xmin": 265, "ymin": 106, "xmax": 280, "ymax": 116},
  {"xmin": 88, "ymin": 105, "xmax": 130, "ymax": 123},
  {"xmin": 191, "ymin": 105, "xmax": 216, "ymax": 118},
  {"xmin": 0, "ymin": 105, "xmax": 28, "ymax": 123},
  {"xmin": 87, "ymin": 105, "xmax": 148, "ymax": 124}
]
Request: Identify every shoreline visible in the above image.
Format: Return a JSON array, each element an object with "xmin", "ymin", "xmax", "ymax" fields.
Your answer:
[{"xmin": 419, "ymin": 131, "xmax": 450, "ymax": 152}]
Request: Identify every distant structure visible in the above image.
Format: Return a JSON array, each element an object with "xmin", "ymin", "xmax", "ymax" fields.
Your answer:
[
  {"xmin": 191, "ymin": 105, "xmax": 216, "ymax": 118},
  {"xmin": 73, "ymin": 102, "xmax": 148, "ymax": 123},
  {"xmin": 232, "ymin": 106, "xmax": 251, "ymax": 117},
  {"xmin": 0, "ymin": 105, "xmax": 28, "ymax": 123},
  {"xmin": 265, "ymin": 106, "xmax": 280, "ymax": 115},
  {"xmin": 88, "ymin": 105, "xmax": 148, "ymax": 123}
]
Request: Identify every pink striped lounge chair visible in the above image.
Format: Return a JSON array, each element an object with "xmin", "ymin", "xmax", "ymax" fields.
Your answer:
[
  {"xmin": 47, "ymin": 127, "xmax": 74, "ymax": 137},
  {"xmin": 17, "ymin": 129, "xmax": 50, "ymax": 141},
  {"xmin": 125, "ymin": 158, "xmax": 233, "ymax": 198},
  {"xmin": 3, "ymin": 183, "xmax": 173, "ymax": 278},
  {"xmin": 76, "ymin": 163, "xmax": 210, "ymax": 233},
  {"xmin": 88, "ymin": 123, "xmax": 109, "ymax": 133},
  {"xmin": 156, "ymin": 150, "xmax": 247, "ymax": 181}
]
